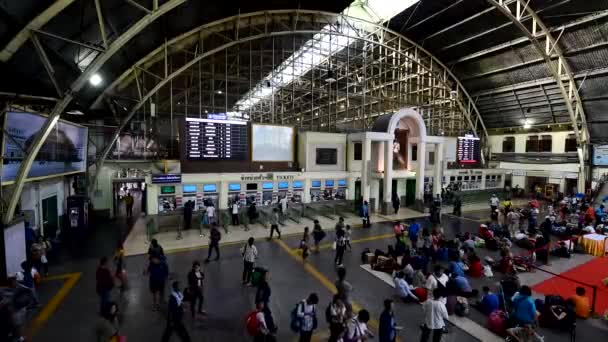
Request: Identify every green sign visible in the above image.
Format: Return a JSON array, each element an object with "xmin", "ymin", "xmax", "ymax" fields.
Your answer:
[{"xmin": 160, "ymin": 186, "xmax": 175, "ymax": 194}]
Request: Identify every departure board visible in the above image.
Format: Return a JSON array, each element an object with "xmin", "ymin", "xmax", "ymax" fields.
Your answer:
[
  {"xmin": 457, "ymin": 135, "xmax": 481, "ymax": 164},
  {"xmin": 185, "ymin": 117, "xmax": 248, "ymax": 160}
]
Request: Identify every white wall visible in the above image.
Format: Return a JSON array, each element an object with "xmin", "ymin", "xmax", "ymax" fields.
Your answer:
[
  {"xmin": 488, "ymin": 131, "xmax": 574, "ymax": 154},
  {"xmin": 20, "ymin": 177, "xmax": 69, "ymax": 233},
  {"xmin": 298, "ymin": 132, "xmax": 347, "ymax": 172}
]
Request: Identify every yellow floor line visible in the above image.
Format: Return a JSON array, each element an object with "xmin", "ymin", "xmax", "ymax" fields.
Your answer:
[
  {"xmin": 27, "ymin": 272, "xmax": 82, "ymax": 340},
  {"xmin": 275, "ymin": 239, "xmax": 387, "ymax": 339},
  {"xmin": 291, "ymin": 232, "xmax": 395, "ymax": 253}
]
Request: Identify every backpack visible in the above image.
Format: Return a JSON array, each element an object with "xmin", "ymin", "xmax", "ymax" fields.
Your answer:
[
  {"xmin": 245, "ymin": 311, "xmax": 260, "ymax": 336},
  {"xmin": 290, "ymin": 301, "xmax": 304, "ymax": 333},
  {"xmin": 343, "ymin": 318, "xmax": 362, "ymax": 342}
]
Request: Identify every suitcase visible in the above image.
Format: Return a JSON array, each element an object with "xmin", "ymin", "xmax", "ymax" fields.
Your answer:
[{"xmin": 487, "ymin": 310, "xmax": 508, "ymax": 336}]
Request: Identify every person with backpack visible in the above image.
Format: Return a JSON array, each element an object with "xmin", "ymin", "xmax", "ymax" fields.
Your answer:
[
  {"xmin": 294, "ymin": 293, "xmax": 319, "ymax": 342},
  {"xmin": 425, "ymin": 265, "xmax": 448, "ymax": 299},
  {"xmin": 246, "ymin": 301, "xmax": 271, "ymax": 342},
  {"xmin": 161, "ymin": 281, "xmax": 191, "ymax": 342},
  {"xmin": 205, "ymin": 224, "xmax": 221, "ymax": 263},
  {"xmin": 345, "ymin": 309, "xmax": 374, "ymax": 341},
  {"xmin": 187, "ymin": 261, "xmax": 205, "ymax": 318},
  {"xmin": 511, "ymin": 286, "xmax": 537, "ymax": 326},
  {"xmin": 241, "ymin": 237, "xmax": 258, "ymax": 286},
  {"xmin": 327, "ymin": 295, "xmax": 347, "ymax": 342},
  {"xmin": 379, "ymin": 299, "xmax": 401, "ymax": 342},
  {"xmin": 335, "ymin": 229, "xmax": 347, "ymax": 266}
]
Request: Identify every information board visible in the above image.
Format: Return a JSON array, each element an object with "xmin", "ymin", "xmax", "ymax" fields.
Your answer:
[
  {"xmin": 457, "ymin": 135, "xmax": 481, "ymax": 164},
  {"xmin": 593, "ymin": 145, "xmax": 608, "ymax": 166},
  {"xmin": 185, "ymin": 117, "xmax": 247, "ymax": 160}
]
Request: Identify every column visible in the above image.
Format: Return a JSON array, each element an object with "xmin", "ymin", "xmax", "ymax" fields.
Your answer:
[
  {"xmin": 577, "ymin": 147, "xmax": 585, "ymax": 193},
  {"xmin": 433, "ymin": 142, "xmax": 443, "ymax": 196},
  {"xmin": 361, "ymin": 137, "xmax": 372, "ymax": 202},
  {"xmin": 415, "ymin": 141, "xmax": 426, "ymax": 205},
  {"xmin": 383, "ymin": 140, "xmax": 393, "ymax": 214},
  {"xmin": 219, "ymin": 180, "xmax": 228, "ymax": 210},
  {"xmin": 303, "ymin": 178, "xmax": 312, "ymax": 203}
]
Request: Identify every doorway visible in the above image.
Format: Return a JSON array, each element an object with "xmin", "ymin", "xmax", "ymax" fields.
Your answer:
[
  {"xmin": 405, "ymin": 179, "xmax": 416, "ymax": 207},
  {"xmin": 354, "ymin": 180, "xmax": 362, "ymax": 212},
  {"xmin": 41, "ymin": 195, "xmax": 58, "ymax": 238},
  {"xmin": 113, "ymin": 180, "xmax": 146, "ymax": 218}
]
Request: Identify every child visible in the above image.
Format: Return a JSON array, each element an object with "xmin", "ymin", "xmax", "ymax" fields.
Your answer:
[
  {"xmin": 344, "ymin": 225, "xmax": 352, "ymax": 251},
  {"xmin": 301, "ymin": 227, "xmax": 310, "ymax": 262}
]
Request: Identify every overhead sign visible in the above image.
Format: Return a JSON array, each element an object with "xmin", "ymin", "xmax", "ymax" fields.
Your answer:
[
  {"xmin": 593, "ymin": 145, "xmax": 608, "ymax": 166},
  {"xmin": 151, "ymin": 174, "xmax": 181, "ymax": 184}
]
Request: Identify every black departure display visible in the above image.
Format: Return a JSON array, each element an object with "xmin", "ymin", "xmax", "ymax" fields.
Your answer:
[
  {"xmin": 457, "ymin": 135, "xmax": 481, "ymax": 164},
  {"xmin": 185, "ymin": 118, "xmax": 248, "ymax": 160}
]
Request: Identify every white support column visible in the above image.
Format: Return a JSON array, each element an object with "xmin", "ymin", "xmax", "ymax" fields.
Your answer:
[
  {"xmin": 433, "ymin": 142, "xmax": 443, "ymax": 196},
  {"xmin": 303, "ymin": 178, "xmax": 312, "ymax": 203},
  {"xmin": 383, "ymin": 140, "xmax": 393, "ymax": 214},
  {"xmin": 361, "ymin": 138, "xmax": 372, "ymax": 202},
  {"xmin": 416, "ymin": 141, "xmax": 426, "ymax": 202},
  {"xmin": 219, "ymin": 180, "xmax": 228, "ymax": 210}
]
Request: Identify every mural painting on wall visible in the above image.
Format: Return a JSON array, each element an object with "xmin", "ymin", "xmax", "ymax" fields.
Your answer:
[{"xmin": 393, "ymin": 129, "xmax": 408, "ymax": 170}]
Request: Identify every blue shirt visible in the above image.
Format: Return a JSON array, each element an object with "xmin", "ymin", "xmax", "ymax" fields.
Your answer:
[
  {"xmin": 480, "ymin": 293, "xmax": 499, "ymax": 315},
  {"xmin": 449, "ymin": 261, "xmax": 466, "ymax": 277},
  {"xmin": 409, "ymin": 223, "xmax": 421, "ymax": 239},
  {"xmin": 512, "ymin": 293, "xmax": 536, "ymax": 324},
  {"xmin": 453, "ymin": 276, "xmax": 472, "ymax": 292},
  {"xmin": 379, "ymin": 311, "xmax": 397, "ymax": 342}
]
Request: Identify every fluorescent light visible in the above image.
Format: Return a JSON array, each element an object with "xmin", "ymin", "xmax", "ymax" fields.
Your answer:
[
  {"xmin": 66, "ymin": 110, "xmax": 84, "ymax": 115},
  {"xmin": 523, "ymin": 120, "xmax": 532, "ymax": 129},
  {"xmin": 89, "ymin": 73, "xmax": 102, "ymax": 86},
  {"xmin": 234, "ymin": 0, "xmax": 419, "ymax": 112}
]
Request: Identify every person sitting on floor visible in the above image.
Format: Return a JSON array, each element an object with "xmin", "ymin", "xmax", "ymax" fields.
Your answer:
[
  {"xmin": 466, "ymin": 253, "xmax": 483, "ymax": 278},
  {"xmin": 448, "ymin": 256, "xmax": 466, "ymax": 278},
  {"xmin": 394, "ymin": 271, "xmax": 419, "ymax": 303},
  {"xmin": 569, "ymin": 286, "xmax": 591, "ymax": 319},
  {"xmin": 412, "ymin": 269, "xmax": 427, "ymax": 289},
  {"xmin": 495, "ymin": 249, "xmax": 514, "ymax": 274},
  {"xmin": 476, "ymin": 286, "xmax": 499, "ymax": 316},
  {"xmin": 449, "ymin": 272, "xmax": 477, "ymax": 298},
  {"xmin": 511, "ymin": 286, "xmax": 537, "ymax": 326}
]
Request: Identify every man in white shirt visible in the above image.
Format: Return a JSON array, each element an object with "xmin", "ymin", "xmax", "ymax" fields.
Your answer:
[
  {"xmin": 421, "ymin": 289, "xmax": 449, "ymax": 342},
  {"xmin": 206, "ymin": 204, "xmax": 215, "ymax": 225},
  {"xmin": 231, "ymin": 200, "xmax": 240, "ymax": 226},
  {"xmin": 425, "ymin": 266, "xmax": 448, "ymax": 294},
  {"xmin": 280, "ymin": 196, "xmax": 288, "ymax": 216},
  {"xmin": 241, "ymin": 237, "xmax": 258, "ymax": 285},
  {"xmin": 490, "ymin": 194, "xmax": 500, "ymax": 214}
]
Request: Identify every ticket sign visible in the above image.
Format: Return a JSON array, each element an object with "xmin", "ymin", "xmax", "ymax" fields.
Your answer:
[
  {"xmin": 151, "ymin": 174, "xmax": 182, "ymax": 184},
  {"xmin": 185, "ymin": 117, "xmax": 248, "ymax": 160},
  {"xmin": 457, "ymin": 135, "xmax": 481, "ymax": 164}
]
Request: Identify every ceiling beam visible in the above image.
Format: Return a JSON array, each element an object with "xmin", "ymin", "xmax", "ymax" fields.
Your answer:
[{"xmin": 0, "ymin": 0, "xmax": 77, "ymax": 62}]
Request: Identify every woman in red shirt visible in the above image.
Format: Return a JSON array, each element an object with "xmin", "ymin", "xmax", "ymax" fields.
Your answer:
[{"xmin": 467, "ymin": 253, "xmax": 483, "ymax": 278}]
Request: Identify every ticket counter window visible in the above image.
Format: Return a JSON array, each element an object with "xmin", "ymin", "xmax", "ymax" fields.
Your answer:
[
  {"xmin": 292, "ymin": 181, "xmax": 303, "ymax": 203},
  {"xmin": 278, "ymin": 182, "xmax": 289, "ymax": 190},
  {"xmin": 311, "ymin": 180, "xmax": 322, "ymax": 202},
  {"xmin": 323, "ymin": 180, "xmax": 335, "ymax": 200},
  {"xmin": 228, "ymin": 183, "xmax": 243, "ymax": 205},
  {"xmin": 202, "ymin": 184, "xmax": 219, "ymax": 209},
  {"xmin": 262, "ymin": 182, "xmax": 274, "ymax": 206},
  {"xmin": 246, "ymin": 183, "xmax": 259, "ymax": 206}
]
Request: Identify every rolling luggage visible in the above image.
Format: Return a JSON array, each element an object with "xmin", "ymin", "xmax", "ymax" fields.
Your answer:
[{"xmin": 487, "ymin": 310, "xmax": 508, "ymax": 336}]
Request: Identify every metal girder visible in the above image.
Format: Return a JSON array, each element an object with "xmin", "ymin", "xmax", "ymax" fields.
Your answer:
[
  {"xmin": 124, "ymin": 0, "xmax": 153, "ymax": 14},
  {"xmin": 489, "ymin": 0, "xmax": 589, "ymax": 188},
  {"xmin": 30, "ymin": 33, "xmax": 63, "ymax": 97},
  {"xmin": 2, "ymin": 0, "xmax": 188, "ymax": 224},
  {"xmin": 91, "ymin": 10, "xmax": 490, "ymax": 191},
  {"xmin": 0, "ymin": 0, "xmax": 77, "ymax": 62},
  {"xmin": 451, "ymin": 9, "xmax": 608, "ymax": 65},
  {"xmin": 94, "ymin": 0, "xmax": 108, "ymax": 49}
]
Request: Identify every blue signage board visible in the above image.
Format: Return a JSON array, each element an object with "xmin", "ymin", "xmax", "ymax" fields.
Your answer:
[{"xmin": 151, "ymin": 174, "xmax": 182, "ymax": 184}]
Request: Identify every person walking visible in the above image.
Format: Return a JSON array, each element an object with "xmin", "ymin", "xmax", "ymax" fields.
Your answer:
[
  {"xmin": 280, "ymin": 196, "xmax": 288, "ymax": 216},
  {"xmin": 161, "ymin": 281, "xmax": 191, "ymax": 342},
  {"xmin": 345, "ymin": 309, "xmax": 374, "ymax": 341},
  {"xmin": 147, "ymin": 239, "xmax": 165, "ymax": 261},
  {"xmin": 312, "ymin": 220, "xmax": 326, "ymax": 253},
  {"xmin": 490, "ymin": 194, "xmax": 500, "ymax": 215},
  {"xmin": 187, "ymin": 261, "xmax": 205, "ymax": 318},
  {"xmin": 255, "ymin": 271, "xmax": 277, "ymax": 335},
  {"xmin": 250, "ymin": 301, "xmax": 272, "ymax": 342},
  {"xmin": 335, "ymin": 267, "xmax": 353, "ymax": 311},
  {"xmin": 392, "ymin": 193, "xmax": 401, "ymax": 215},
  {"xmin": 205, "ymin": 224, "xmax": 221, "ymax": 263},
  {"xmin": 96, "ymin": 257, "xmax": 114, "ymax": 311},
  {"xmin": 301, "ymin": 227, "xmax": 311, "ymax": 262},
  {"xmin": 420, "ymin": 289, "xmax": 449, "ymax": 342},
  {"xmin": 296, "ymin": 293, "xmax": 319, "ymax": 342},
  {"xmin": 408, "ymin": 221, "xmax": 421, "ymax": 248},
  {"xmin": 345, "ymin": 225, "xmax": 353, "ymax": 251},
  {"xmin": 361, "ymin": 201, "xmax": 370, "ymax": 228},
  {"xmin": 335, "ymin": 217, "xmax": 345, "ymax": 232},
  {"xmin": 206, "ymin": 203, "xmax": 216, "ymax": 226},
  {"xmin": 269, "ymin": 208, "xmax": 281, "ymax": 240},
  {"xmin": 334, "ymin": 229, "xmax": 347, "ymax": 267},
  {"xmin": 147, "ymin": 255, "xmax": 169, "ymax": 311},
  {"xmin": 327, "ymin": 295, "xmax": 347, "ymax": 342},
  {"xmin": 241, "ymin": 237, "xmax": 258, "ymax": 286},
  {"xmin": 232, "ymin": 200, "xmax": 240, "ymax": 226},
  {"xmin": 248, "ymin": 202, "xmax": 258, "ymax": 225},
  {"xmin": 113, "ymin": 244, "xmax": 127, "ymax": 294},
  {"xmin": 379, "ymin": 299, "xmax": 401, "ymax": 342},
  {"xmin": 124, "ymin": 192, "xmax": 134, "ymax": 218}
]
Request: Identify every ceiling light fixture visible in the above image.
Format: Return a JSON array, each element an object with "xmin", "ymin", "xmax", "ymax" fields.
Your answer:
[
  {"xmin": 216, "ymin": 90, "xmax": 223, "ymax": 94},
  {"xmin": 523, "ymin": 120, "xmax": 532, "ymax": 129},
  {"xmin": 89, "ymin": 73, "xmax": 103, "ymax": 86}
]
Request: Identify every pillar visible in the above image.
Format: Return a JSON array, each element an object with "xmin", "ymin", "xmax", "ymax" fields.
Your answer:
[
  {"xmin": 415, "ymin": 141, "xmax": 426, "ymax": 210},
  {"xmin": 433, "ymin": 142, "xmax": 443, "ymax": 196},
  {"xmin": 382, "ymin": 140, "xmax": 393, "ymax": 214},
  {"xmin": 303, "ymin": 178, "xmax": 312, "ymax": 203},
  {"xmin": 361, "ymin": 137, "xmax": 372, "ymax": 203},
  {"xmin": 577, "ymin": 147, "xmax": 585, "ymax": 193},
  {"xmin": 219, "ymin": 180, "xmax": 228, "ymax": 210}
]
